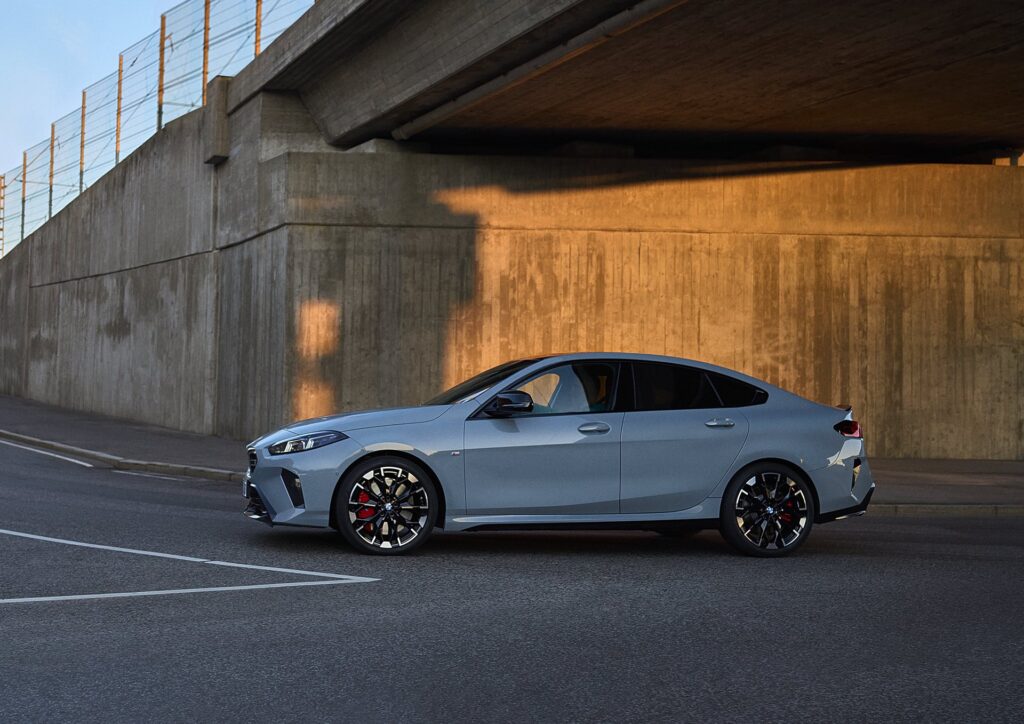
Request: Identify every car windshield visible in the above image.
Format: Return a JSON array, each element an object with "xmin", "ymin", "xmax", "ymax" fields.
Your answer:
[{"xmin": 423, "ymin": 359, "xmax": 541, "ymax": 406}]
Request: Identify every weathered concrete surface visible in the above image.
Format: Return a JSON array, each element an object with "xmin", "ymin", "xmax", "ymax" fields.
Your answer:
[
  {"xmin": 0, "ymin": 91, "xmax": 1021, "ymax": 458},
  {"xmin": 0, "ymin": 243, "xmax": 29, "ymax": 395},
  {"xmin": 275, "ymin": 152, "xmax": 1024, "ymax": 459}
]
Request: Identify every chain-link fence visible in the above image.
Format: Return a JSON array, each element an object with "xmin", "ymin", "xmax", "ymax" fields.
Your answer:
[{"xmin": 0, "ymin": 0, "xmax": 314, "ymax": 257}]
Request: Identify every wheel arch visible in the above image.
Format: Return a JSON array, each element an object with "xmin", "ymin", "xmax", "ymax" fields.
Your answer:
[
  {"xmin": 718, "ymin": 457, "xmax": 820, "ymax": 519},
  {"xmin": 329, "ymin": 450, "xmax": 448, "ymax": 530}
]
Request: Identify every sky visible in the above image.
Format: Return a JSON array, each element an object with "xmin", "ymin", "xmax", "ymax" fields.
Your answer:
[{"xmin": 0, "ymin": 1, "xmax": 166, "ymax": 174}]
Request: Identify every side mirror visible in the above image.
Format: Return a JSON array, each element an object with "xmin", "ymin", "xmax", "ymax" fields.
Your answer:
[{"xmin": 485, "ymin": 391, "xmax": 534, "ymax": 417}]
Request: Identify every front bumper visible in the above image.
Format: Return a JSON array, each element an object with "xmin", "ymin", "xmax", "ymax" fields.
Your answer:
[
  {"xmin": 243, "ymin": 478, "xmax": 272, "ymax": 525},
  {"xmin": 242, "ymin": 435, "xmax": 365, "ymax": 528}
]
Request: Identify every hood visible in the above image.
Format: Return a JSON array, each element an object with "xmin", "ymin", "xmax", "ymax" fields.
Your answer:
[{"xmin": 283, "ymin": 405, "xmax": 451, "ymax": 436}]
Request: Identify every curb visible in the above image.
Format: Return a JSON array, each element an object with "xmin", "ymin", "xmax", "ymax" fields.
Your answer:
[
  {"xmin": 867, "ymin": 503, "xmax": 1024, "ymax": 517},
  {"xmin": 0, "ymin": 428, "xmax": 243, "ymax": 483}
]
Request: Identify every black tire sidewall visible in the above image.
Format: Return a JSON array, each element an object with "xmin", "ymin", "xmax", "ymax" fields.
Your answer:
[
  {"xmin": 720, "ymin": 462, "xmax": 815, "ymax": 557},
  {"xmin": 335, "ymin": 456, "xmax": 437, "ymax": 556}
]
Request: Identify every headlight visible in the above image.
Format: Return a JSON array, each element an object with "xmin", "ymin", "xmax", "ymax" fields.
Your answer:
[{"xmin": 268, "ymin": 431, "xmax": 348, "ymax": 455}]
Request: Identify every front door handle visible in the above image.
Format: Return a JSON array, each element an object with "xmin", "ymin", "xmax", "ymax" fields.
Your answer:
[
  {"xmin": 705, "ymin": 418, "xmax": 735, "ymax": 428},
  {"xmin": 578, "ymin": 422, "xmax": 611, "ymax": 434}
]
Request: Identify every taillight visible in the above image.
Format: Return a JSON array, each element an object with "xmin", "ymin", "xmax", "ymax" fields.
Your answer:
[{"xmin": 835, "ymin": 420, "xmax": 862, "ymax": 438}]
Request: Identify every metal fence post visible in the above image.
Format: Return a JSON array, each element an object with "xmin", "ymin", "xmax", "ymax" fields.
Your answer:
[
  {"xmin": 0, "ymin": 173, "xmax": 5, "ymax": 256},
  {"xmin": 158, "ymin": 14, "xmax": 167, "ymax": 130},
  {"xmin": 21, "ymin": 151, "xmax": 27, "ymax": 243},
  {"xmin": 202, "ymin": 0, "xmax": 211, "ymax": 105},
  {"xmin": 48, "ymin": 123, "xmax": 55, "ymax": 219},
  {"xmin": 255, "ymin": 0, "xmax": 263, "ymax": 56},
  {"xmin": 79, "ymin": 90, "xmax": 87, "ymax": 194},
  {"xmin": 116, "ymin": 54, "xmax": 124, "ymax": 164}
]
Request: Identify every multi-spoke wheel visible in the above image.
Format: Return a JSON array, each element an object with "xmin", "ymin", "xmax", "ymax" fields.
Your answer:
[
  {"xmin": 720, "ymin": 463, "xmax": 815, "ymax": 557},
  {"xmin": 334, "ymin": 457, "xmax": 437, "ymax": 555}
]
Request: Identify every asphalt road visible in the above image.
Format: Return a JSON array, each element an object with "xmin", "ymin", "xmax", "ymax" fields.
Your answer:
[{"xmin": 1, "ymin": 441, "xmax": 1022, "ymax": 722}]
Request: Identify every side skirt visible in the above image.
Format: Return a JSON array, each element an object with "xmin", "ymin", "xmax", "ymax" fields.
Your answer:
[{"xmin": 461, "ymin": 520, "xmax": 719, "ymax": 533}]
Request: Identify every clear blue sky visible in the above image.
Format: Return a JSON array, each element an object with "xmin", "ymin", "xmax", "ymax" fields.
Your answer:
[{"xmin": 0, "ymin": 1, "xmax": 165, "ymax": 174}]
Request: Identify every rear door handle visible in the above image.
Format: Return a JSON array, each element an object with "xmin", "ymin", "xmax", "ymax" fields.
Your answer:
[
  {"xmin": 578, "ymin": 422, "xmax": 611, "ymax": 434},
  {"xmin": 705, "ymin": 418, "xmax": 735, "ymax": 428}
]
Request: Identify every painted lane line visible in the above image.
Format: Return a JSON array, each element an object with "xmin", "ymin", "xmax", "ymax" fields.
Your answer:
[
  {"xmin": 0, "ymin": 439, "xmax": 94, "ymax": 468},
  {"xmin": 0, "ymin": 528, "xmax": 377, "ymax": 581},
  {"xmin": 0, "ymin": 528, "xmax": 207, "ymax": 562},
  {"xmin": 204, "ymin": 560, "xmax": 376, "ymax": 582},
  {"xmin": 0, "ymin": 580, "xmax": 356, "ymax": 605}
]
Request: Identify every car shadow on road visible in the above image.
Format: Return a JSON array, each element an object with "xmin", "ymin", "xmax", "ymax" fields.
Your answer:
[
  {"xmin": 246, "ymin": 524, "xmax": 882, "ymax": 561},
  {"xmin": 251, "ymin": 527, "xmax": 743, "ymax": 558}
]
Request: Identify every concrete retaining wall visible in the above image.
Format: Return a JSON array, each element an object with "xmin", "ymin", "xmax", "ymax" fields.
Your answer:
[{"xmin": 0, "ymin": 93, "xmax": 1021, "ymax": 458}]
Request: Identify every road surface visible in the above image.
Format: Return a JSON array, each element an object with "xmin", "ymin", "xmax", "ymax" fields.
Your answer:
[{"xmin": 1, "ymin": 440, "xmax": 1021, "ymax": 722}]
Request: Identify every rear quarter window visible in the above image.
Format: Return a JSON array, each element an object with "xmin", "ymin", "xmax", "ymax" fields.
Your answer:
[{"xmin": 707, "ymin": 371, "xmax": 768, "ymax": 407}]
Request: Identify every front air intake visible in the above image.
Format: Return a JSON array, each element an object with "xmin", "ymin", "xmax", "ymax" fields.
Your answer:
[{"xmin": 281, "ymin": 469, "xmax": 305, "ymax": 508}]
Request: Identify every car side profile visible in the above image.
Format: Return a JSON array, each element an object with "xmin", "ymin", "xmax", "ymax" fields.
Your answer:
[{"xmin": 244, "ymin": 353, "xmax": 875, "ymax": 557}]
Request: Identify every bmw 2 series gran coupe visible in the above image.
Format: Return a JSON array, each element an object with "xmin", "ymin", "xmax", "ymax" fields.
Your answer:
[{"xmin": 244, "ymin": 353, "xmax": 875, "ymax": 557}]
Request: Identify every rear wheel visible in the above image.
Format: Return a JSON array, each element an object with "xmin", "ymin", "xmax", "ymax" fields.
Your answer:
[
  {"xmin": 335, "ymin": 456, "xmax": 437, "ymax": 556},
  {"xmin": 720, "ymin": 463, "xmax": 815, "ymax": 557}
]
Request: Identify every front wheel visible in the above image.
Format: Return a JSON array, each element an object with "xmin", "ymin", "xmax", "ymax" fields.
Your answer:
[
  {"xmin": 720, "ymin": 463, "xmax": 815, "ymax": 557},
  {"xmin": 335, "ymin": 456, "xmax": 437, "ymax": 555}
]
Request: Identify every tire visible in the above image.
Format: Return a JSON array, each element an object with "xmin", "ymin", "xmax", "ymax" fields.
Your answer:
[
  {"xmin": 720, "ymin": 462, "xmax": 815, "ymax": 557},
  {"xmin": 335, "ymin": 456, "xmax": 437, "ymax": 556}
]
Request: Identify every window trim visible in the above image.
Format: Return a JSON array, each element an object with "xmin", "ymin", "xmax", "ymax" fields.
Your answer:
[{"xmin": 468, "ymin": 360, "xmax": 624, "ymax": 420}]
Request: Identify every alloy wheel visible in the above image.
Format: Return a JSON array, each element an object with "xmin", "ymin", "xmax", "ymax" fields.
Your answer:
[
  {"xmin": 347, "ymin": 465, "xmax": 431, "ymax": 550},
  {"xmin": 734, "ymin": 471, "xmax": 809, "ymax": 551}
]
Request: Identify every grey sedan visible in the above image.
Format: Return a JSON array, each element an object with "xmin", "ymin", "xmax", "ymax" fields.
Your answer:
[{"xmin": 244, "ymin": 353, "xmax": 875, "ymax": 556}]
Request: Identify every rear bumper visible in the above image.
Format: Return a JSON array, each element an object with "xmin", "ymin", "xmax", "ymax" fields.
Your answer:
[{"xmin": 816, "ymin": 483, "xmax": 874, "ymax": 524}]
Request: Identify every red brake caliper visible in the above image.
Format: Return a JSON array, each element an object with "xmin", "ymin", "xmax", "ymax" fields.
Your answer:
[
  {"xmin": 356, "ymin": 490, "xmax": 375, "ymax": 531},
  {"xmin": 780, "ymin": 498, "xmax": 795, "ymax": 524}
]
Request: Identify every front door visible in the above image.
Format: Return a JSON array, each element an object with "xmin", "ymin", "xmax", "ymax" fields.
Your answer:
[{"xmin": 465, "ymin": 361, "xmax": 622, "ymax": 516}]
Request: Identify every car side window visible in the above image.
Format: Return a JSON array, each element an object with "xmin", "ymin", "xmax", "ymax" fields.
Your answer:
[
  {"xmin": 513, "ymin": 363, "xmax": 617, "ymax": 415},
  {"xmin": 706, "ymin": 370, "xmax": 768, "ymax": 407},
  {"xmin": 632, "ymin": 362, "xmax": 720, "ymax": 410}
]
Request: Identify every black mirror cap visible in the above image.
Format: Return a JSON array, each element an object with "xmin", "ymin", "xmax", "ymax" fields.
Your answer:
[{"xmin": 485, "ymin": 391, "xmax": 534, "ymax": 417}]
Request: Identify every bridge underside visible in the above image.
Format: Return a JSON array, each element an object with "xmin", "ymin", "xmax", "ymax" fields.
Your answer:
[{"xmin": 238, "ymin": 0, "xmax": 1024, "ymax": 158}]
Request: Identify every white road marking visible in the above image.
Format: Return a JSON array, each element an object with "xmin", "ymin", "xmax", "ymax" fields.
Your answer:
[
  {"xmin": 0, "ymin": 439, "xmax": 94, "ymax": 468},
  {"xmin": 112, "ymin": 470, "xmax": 184, "ymax": 482},
  {"xmin": 0, "ymin": 527, "xmax": 208, "ymax": 562},
  {"xmin": 0, "ymin": 527, "xmax": 378, "ymax": 604},
  {"xmin": 0, "ymin": 580, "xmax": 355, "ymax": 605},
  {"xmin": 205, "ymin": 560, "xmax": 367, "ymax": 580}
]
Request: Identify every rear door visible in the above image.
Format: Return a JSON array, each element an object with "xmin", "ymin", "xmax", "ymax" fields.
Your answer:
[{"xmin": 620, "ymin": 362, "xmax": 749, "ymax": 513}]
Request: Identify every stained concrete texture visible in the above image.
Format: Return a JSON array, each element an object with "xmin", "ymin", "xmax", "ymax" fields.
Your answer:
[{"xmin": 0, "ymin": 92, "xmax": 1020, "ymax": 458}]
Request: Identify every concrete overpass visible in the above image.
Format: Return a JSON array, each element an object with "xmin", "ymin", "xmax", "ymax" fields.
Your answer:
[
  {"xmin": 232, "ymin": 0, "xmax": 1024, "ymax": 156},
  {"xmin": 0, "ymin": 0, "xmax": 1021, "ymax": 459}
]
